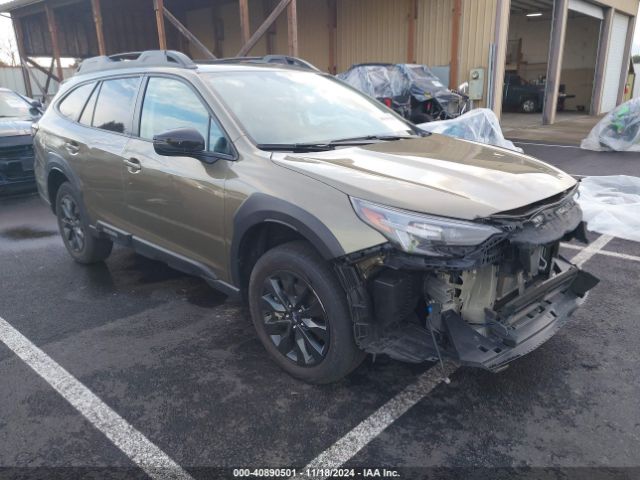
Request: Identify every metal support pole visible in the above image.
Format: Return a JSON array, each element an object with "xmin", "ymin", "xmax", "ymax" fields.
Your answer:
[{"xmin": 543, "ymin": 0, "xmax": 568, "ymax": 125}]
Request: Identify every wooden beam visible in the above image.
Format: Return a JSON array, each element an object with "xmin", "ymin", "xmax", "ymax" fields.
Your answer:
[
  {"xmin": 44, "ymin": 3, "xmax": 64, "ymax": 81},
  {"xmin": 237, "ymin": 0, "xmax": 292, "ymax": 56},
  {"xmin": 153, "ymin": 0, "xmax": 167, "ymax": 50},
  {"xmin": 328, "ymin": 0, "xmax": 337, "ymax": 74},
  {"xmin": 44, "ymin": 57, "xmax": 55, "ymax": 96},
  {"xmin": 542, "ymin": 0, "xmax": 568, "ymax": 125},
  {"xmin": 163, "ymin": 7, "xmax": 217, "ymax": 59},
  {"xmin": 91, "ymin": 0, "xmax": 106, "ymax": 56},
  {"xmin": 449, "ymin": 0, "xmax": 461, "ymax": 89},
  {"xmin": 11, "ymin": 16, "xmax": 33, "ymax": 98},
  {"xmin": 287, "ymin": 0, "xmax": 298, "ymax": 57},
  {"xmin": 239, "ymin": 0, "xmax": 251, "ymax": 45},
  {"xmin": 407, "ymin": 0, "xmax": 417, "ymax": 64},
  {"xmin": 617, "ymin": 13, "xmax": 635, "ymax": 105},
  {"xmin": 591, "ymin": 8, "xmax": 614, "ymax": 114},
  {"xmin": 25, "ymin": 57, "xmax": 60, "ymax": 83}
]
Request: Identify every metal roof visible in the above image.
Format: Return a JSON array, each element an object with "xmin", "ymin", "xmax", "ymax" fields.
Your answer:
[{"xmin": 0, "ymin": 0, "xmax": 45, "ymax": 13}]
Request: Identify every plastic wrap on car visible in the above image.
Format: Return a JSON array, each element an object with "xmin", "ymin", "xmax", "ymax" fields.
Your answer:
[
  {"xmin": 337, "ymin": 63, "xmax": 465, "ymax": 110},
  {"xmin": 581, "ymin": 98, "xmax": 640, "ymax": 152},
  {"xmin": 418, "ymin": 108, "xmax": 524, "ymax": 152},
  {"xmin": 336, "ymin": 65, "xmax": 408, "ymax": 99},
  {"xmin": 577, "ymin": 175, "xmax": 640, "ymax": 242}
]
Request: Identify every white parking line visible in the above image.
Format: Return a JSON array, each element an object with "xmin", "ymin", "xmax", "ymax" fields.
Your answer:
[
  {"xmin": 292, "ymin": 360, "xmax": 458, "ymax": 480},
  {"xmin": 0, "ymin": 316, "xmax": 194, "ymax": 480},
  {"xmin": 561, "ymin": 242, "xmax": 640, "ymax": 263},
  {"xmin": 295, "ymin": 235, "xmax": 615, "ymax": 480},
  {"xmin": 567, "ymin": 235, "xmax": 614, "ymax": 267}
]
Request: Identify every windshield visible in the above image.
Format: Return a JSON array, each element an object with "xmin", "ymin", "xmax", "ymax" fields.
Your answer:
[
  {"xmin": 203, "ymin": 70, "xmax": 415, "ymax": 145},
  {"xmin": 0, "ymin": 91, "xmax": 33, "ymax": 118}
]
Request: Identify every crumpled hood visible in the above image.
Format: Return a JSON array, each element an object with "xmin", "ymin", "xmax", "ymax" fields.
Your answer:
[
  {"xmin": 272, "ymin": 135, "xmax": 577, "ymax": 220},
  {"xmin": 0, "ymin": 119, "xmax": 32, "ymax": 138}
]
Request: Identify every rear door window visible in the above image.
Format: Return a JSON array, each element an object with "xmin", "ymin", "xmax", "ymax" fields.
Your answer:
[
  {"xmin": 92, "ymin": 77, "xmax": 141, "ymax": 134},
  {"xmin": 58, "ymin": 83, "xmax": 95, "ymax": 120}
]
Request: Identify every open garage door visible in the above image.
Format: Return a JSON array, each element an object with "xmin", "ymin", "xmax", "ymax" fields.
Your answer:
[{"xmin": 601, "ymin": 12, "xmax": 630, "ymax": 112}]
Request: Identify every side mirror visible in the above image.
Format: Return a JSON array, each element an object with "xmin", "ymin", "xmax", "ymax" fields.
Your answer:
[
  {"xmin": 31, "ymin": 99, "xmax": 43, "ymax": 109},
  {"xmin": 153, "ymin": 128, "xmax": 206, "ymax": 158}
]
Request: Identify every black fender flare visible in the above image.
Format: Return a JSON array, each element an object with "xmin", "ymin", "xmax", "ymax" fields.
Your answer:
[{"xmin": 230, "ymin": 193, "xmax": 346, "ymax": 286}]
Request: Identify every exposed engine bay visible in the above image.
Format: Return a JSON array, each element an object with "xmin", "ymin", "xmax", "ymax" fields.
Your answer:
[{"xmin": 336, "ymin": 189, "xmax": 599, "ymax": 371}]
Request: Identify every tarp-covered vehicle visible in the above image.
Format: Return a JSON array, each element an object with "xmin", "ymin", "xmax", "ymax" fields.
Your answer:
[
  {"xmin": 337, "ymin": 63, "xmax": 470, "ymax": 123},
  {"xmin": 581, "ymin": 98, "xmax": 640, "ymax": 152}
]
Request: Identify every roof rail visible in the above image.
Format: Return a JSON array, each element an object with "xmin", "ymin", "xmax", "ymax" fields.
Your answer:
[
  {"xmin": 76, "ymin": 50, "xmax": 196, "ymax": 76},
  {"xmin": 199, "ymin": 55, "xmax": 319, "ymax": 72}
]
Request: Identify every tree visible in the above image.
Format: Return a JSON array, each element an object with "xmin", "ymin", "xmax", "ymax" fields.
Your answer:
[
  {"xmin": 633, "ymin": 54, "xmax": 640, "ymax": 64},
  {"xmin": 0, "ymin": 35, "xmax": 19, "ymax": 67}
]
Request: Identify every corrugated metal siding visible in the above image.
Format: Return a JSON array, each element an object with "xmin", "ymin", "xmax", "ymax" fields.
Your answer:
[
  {"xmin": 271, "ymin": 0, "xmax": 330, "ymax": 71},
  {"xmin": 216, "ymin": 0, "xmax": 269, "ymax": 57},
  {"xmin": 192, "ymin": 0, "xmax": 328, "ymax": 70},
  {"xmin": 459, "ymin": 0, "xmax": 496, "ymax": 106},
  {"xmin": 336, "ymin": 0, "xmax": 409, "ymax": 72},
  {"xmin": 186, "ymin": 7, "xmax": 216, "ymax": 59},
  {"xmin": 298, "ymin": 0, "xmax": 330, "ymax": 72},
  {"xmin": 416, "ymin": 0, "xmax": 452, "ymax": 67},
  {"xmin": 0, "ymin": 66, "xmax": 75, "ymax": 100}
]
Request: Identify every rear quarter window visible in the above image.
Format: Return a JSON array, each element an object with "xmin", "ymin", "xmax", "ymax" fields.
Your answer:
[{"xmin": 58, "ymin": 83, "xmax": 95, "ymax": 120}]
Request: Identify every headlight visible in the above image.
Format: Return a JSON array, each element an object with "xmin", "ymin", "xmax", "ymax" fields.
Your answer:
[{"xmin": 351, "ymin": 198, "xmax": 502, "ymax": 257}]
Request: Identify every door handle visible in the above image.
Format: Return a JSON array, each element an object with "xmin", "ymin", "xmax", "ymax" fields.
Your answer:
[
  {"xmin": 124, "ymin": 157, "xmax": 142, "ymax": 173},
  {"xmin": 64, "ymin": 141, "xmax": 79, "ymax": 155}
]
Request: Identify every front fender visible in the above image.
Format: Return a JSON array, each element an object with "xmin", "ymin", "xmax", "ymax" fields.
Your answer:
[{"xmin": 230, "ymin": 193, "xmax": 346, "ymax": 285}]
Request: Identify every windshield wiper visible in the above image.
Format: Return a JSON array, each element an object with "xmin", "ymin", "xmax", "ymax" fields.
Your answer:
[
  {"xmin": 328, "ymin": 134, "xmax": 415, "ymax": 144},
  {"xmin": 257, "ymin": 133, "xmax": 426, "ymax": 152},
  {"xmin": 257, "ymin": 143, "xmax": 336, "ymax": 152}
]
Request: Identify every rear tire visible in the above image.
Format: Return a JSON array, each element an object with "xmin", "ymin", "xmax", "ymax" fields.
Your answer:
[
  {"xmin": 55, "ymin": 182, "xmax": 113, "ymax": 264},
  {"xmin": 248, "ymin": 241, "xmax": 365, "ymax": 384},
  {"xmin": 520, "ymin": 98, "xmax": 538, "ymax": 113}
]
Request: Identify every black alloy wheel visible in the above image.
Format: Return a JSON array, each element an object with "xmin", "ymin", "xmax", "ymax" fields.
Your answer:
[
  {"xmin": 59, "ymin": 194, "xmax": 85, "ymax": 253},
  {"xmin": 261, "ymin": 271, "xmax": 329, "ymax": 366}
]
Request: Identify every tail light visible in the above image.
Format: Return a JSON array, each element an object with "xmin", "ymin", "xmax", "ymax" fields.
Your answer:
[{"xmin": 382, "ymin": 98, "xmax": 392, "ymax": 108}]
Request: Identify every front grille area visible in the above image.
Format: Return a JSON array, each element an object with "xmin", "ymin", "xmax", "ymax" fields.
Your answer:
[
  {"xmin": 0, "ymin": 143, "xmax": 34, "ymax": 161},
  {"xmin": 0, "ymin": 142, "xmax": 35, "ymax": 184}
]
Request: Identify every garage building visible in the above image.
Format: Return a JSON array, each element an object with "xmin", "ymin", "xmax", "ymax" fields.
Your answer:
[{"xmin": 2, "ymin": 0, "xmax": 638, "ymax": 124}]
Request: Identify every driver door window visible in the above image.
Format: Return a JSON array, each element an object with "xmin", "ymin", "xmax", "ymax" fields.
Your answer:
[{"xmin": 139, "ymin": 77, "xmax": 231, "ymax": 155}]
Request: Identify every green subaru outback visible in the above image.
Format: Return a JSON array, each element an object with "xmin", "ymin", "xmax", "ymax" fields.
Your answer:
[{"xmin": 33, "ymin": 50, "xmax": 597, "ymax": 384}]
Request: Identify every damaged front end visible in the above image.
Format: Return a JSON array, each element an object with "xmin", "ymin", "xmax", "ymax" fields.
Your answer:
[{"xmin": 337, "ymin": 188, "xmax": 599, "ymax": 371}]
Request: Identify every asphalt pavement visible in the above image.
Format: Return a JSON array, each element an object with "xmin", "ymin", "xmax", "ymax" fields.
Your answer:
[{"xmin": 0, "ymin": 143, "xmax": 639, "ymax": 480}]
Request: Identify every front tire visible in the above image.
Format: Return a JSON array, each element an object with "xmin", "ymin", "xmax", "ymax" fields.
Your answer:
[
  {"xmin": 55, "ymin": 182, "xmax": 113, "ymax": 264},
  {"xmin": 248, "ymin": 241, "xmax": 365, "ymax": 384}
]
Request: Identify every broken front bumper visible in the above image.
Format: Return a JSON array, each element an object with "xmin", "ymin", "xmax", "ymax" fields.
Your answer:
[{"xmin": 443, "ymin": 257, "xmax": 598, "ymax": 371}]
